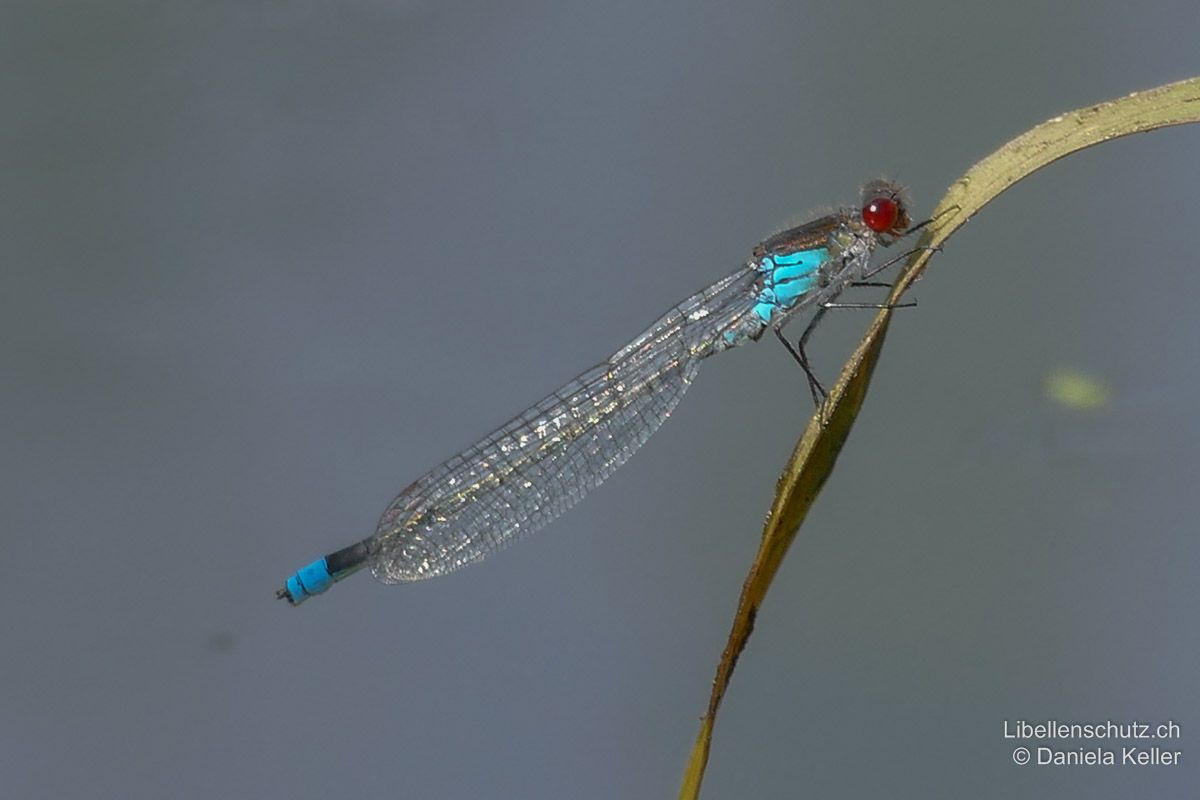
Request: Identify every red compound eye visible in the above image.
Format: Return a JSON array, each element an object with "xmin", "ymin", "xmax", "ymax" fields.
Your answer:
[{"xmin": 862, "ymin": 196, "xmax": 900, "ymax": 233}]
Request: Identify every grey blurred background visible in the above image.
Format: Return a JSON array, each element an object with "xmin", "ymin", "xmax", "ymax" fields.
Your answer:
[{"xmin": 3, "ymin": 1, "xmax": 1198, "ymax": 797}]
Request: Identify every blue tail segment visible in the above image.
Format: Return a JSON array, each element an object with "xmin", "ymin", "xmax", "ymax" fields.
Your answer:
[
  {"xmin": 283, "ymin": 558, "xmax": 334, "ymax": 604},
  {"xmin": 277, "ymin": 541, "xmax": 369, "ymax": 606}
]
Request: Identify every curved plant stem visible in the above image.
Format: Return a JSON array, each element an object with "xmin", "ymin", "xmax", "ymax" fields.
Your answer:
[{"xmin": 679, "ymin": 75, "xmax": 1200, "ymax": 800}]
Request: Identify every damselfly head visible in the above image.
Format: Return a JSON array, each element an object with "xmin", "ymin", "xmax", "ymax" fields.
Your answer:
[{"xmin": 859, "ymin": 179, "xmax": 910, "ymax": 239}]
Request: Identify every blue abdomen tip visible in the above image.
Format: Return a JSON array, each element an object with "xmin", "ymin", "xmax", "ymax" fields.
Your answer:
[{"xmin": 284, "ymin": 558, "xmax": 334, "ymax": 604}]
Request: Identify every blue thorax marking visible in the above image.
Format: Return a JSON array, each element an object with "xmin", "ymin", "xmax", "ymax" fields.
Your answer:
[{"xmin": 753, "ymin": 246, "xmax": 829, "ymax": 322}]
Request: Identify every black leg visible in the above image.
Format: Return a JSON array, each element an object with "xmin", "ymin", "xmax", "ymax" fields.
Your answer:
[
  {"xmin": 821, "ymin": 300, "xmax": 917, "ymax": 310},
  {"xmin": 796, "ymin": 304, "xmax": 829, "ymax": 354},
  {"xmin": 776, "ymin": 299, "xmax": 913, "ymax": 407},
  {"xmin": 861, "ymin": 244, "xmax": 942, "ymax": 281},
  {"xmin": 773, "ymin": 325, "xmax": 826, "ymax": 407},
  {"xmin": 773, "ymin": 253, "xmax": 921, "ymax": 408},
  {"xmin": 898, "ymin": 204, "xmax": 959, "ymax": 238}
]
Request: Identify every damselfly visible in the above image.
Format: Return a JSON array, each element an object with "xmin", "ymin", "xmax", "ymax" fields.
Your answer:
[{"xmin": 278, "ymin": 180, "xmax": 915, "ymax": 604}]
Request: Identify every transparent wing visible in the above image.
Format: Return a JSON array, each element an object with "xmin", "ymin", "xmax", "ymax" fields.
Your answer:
[{"xmin": 368, "ymin": 264, "xmax": 761, "ymax": 583}]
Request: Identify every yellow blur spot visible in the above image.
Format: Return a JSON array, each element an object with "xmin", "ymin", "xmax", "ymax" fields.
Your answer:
[{"xmin": 1043, "ymin": 369, "xmax": 1110, "ymax": 411}]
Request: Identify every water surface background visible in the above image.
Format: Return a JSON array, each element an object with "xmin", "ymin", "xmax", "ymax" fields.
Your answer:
[{"xmin": 4, "ymin": 2, "xmax": 1199, "ymax": 797}]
